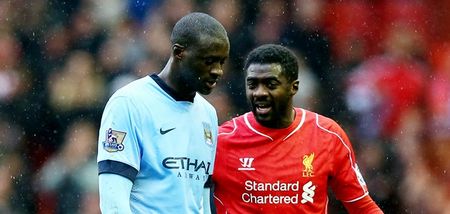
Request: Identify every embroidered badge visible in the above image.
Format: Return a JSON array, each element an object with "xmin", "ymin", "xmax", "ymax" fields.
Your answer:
[
  {"xmin": 103, "ymin": 128, "xmax": 126, "ymax": 152},
  {"xmin": 302, "ymin": 153, "xmax": 315, "ymax": 177},
  {"xmin": 202, "ymin": 122, "xmax": 213, "ymax": 146}
]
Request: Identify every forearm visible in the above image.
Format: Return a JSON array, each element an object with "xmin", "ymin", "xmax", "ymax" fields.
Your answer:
[
  {"xmin": 99, "ymin": 173, "xmax": 133, "ymax": 214},
  {"xmin": 202, "ymin": 187, "xmax": 212, "ymax": 214},
  {"xmin": 203, "ymin": 175, "xmax": 214, "ymax": 214}
]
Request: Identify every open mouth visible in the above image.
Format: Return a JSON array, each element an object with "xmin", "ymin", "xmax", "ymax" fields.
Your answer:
[
  {"xmin": 255, "ymin": 103, "xmax": 272, "ymax": 115},
  {"xmin": 205, "ymin": 79, "xmax": 217, "ymax": 89},
  {"xmin": 207, "ymin": 81, "xmax": 216, "ymax": 88}
]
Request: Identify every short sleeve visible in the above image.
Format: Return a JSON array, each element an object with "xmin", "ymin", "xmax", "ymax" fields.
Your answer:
[
  {"xmin": 97, "ymin": 96, "xmax": 141, "ymax": 181},
  {"xmin": 206, "ymin": 103, "xmax": 219, "ymax": 177}
]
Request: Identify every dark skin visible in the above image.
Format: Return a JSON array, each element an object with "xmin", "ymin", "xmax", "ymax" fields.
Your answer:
[
  {"xmin": 159, "ymin": 35, "xmax": 230, "ymax": 99},
  {"xmin": 246, "ymin": 63, "xmax": 299, "ymax": 128}
]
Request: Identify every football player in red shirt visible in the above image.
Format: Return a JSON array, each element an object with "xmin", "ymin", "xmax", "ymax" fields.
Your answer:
[{"xmin": 212, "ymin": 44, "xmax": 383, "ymax": 213}]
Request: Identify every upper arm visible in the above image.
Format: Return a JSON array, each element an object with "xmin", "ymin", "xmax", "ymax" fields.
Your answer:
[
  {"xmin": 97, "ymin": 96, "xmax": 142, "ymax": 180},
  {"xmin": 326, "ymin": 122, "xmax": 369, "ymax": 202}
]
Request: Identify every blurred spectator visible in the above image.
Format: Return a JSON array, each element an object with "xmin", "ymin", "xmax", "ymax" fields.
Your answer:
[
  {"xmin": 253, "ymin": 0, "xmax": 287, "ymax": 45},
  {"xmin": 47, "ymin": 50, "xmax": 106, "ymax": 117},
  {"xmin": 158, "ymin": 0, "xmax": 195, "ymax": 27},
  {"xmin": 45, "ymin": 0, "xmax": 82, "ymax": 26},
  {"xmin": 425, "ymin": 45, "xmax": 450, "ymax": 161},
  {"xmin": 292, "ymin": 52, "xmax": 320, "ymax": 111},
  {"xmin": 44, "ymin": 49, "xmax": 106, "ymax": 160},
  {"xmin": 346, "ymin": 24, "xmax": 427, "ymax": 141},
  {"xmin": 0, "ymin": 30, "xmax": 36, "ymax": 156},
  {"xmin": 127, "ymin": 0, "xmax": 163, "ymax": 24},
  {"xmin": 403, "ymin": 44, "xmax": 450, "ymax": 213},
  {"xmin": 42, "ymin": 25, "xmax": 72, "ymax": 69},
  {"xmin": 0, "ymin": 114, "xmax": 35, "ymax": 213},
  {"xmin": 323, "ymin": 1, "xmax": 378, "ymax": 64},
  {"xmin": 0, "ymin": 152, "xmax": 31, "ymax": 213},
  {"xmin": 140, "ymin": 11, "xmax": 173, "ymax": 72},
  {"xmin": 0, "ymin": 32, "xmax": 29, "ymax": 107},
  {"xmin": 282, "ymin": 0, "xmax": 332, "ymax": 115},
  {"xmin": 90, "ymin": 0, "xmax": 128, "ymax": 31},
  {"xmin": 207, "ymin": 0, "xmax": 254, "ymax": 115},
  {"xmin": 34, "ymin": 119, "xmax": 99, "ymax": 214},
  {"xmin": 67, "ymin": 1, "xmax": 107, "ymax": 55},
  {"xmin": 345, "ymin": 23, "xmax": 429, "ymax": 211},
  {"xmin": 97, "ymin": 19, "xmax": 145, "ymax": 95}
]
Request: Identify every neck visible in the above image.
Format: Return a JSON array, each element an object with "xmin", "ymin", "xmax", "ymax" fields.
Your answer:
[
  {"xmin": 258, "ymin": 107, "xmax": 296, "ymax": 129},
  {"xmin": 158, "ymin": 58, "xmax": 195, "ymax": 99},
  {"xmin": 279, "ymin": 107, "xmax": 296, "ymax": 128}
]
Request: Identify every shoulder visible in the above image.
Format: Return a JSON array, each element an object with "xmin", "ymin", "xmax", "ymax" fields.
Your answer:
[
  {"xmin": 103, "ymin": 76, "xmax": 156, "ymax": 112},
  {"xmin": 113, "ymin": 76, "xmax": 153, "ymax": 98},
  {"xmin": 302, "ymin": 108, "xmax": 348, "ymax": 140},
  {"xmin": 194, "ymin": 94, "xmax": 217, "ymax": 113},
  {"xmin": 218, "ymin": 114, "xmax": 247, "ymax": 136},
  {"xmin": 107, "ymin": 76, "xmax": 158, "ymax": 105},
  {"xmin": 314, "ymin": 112, "xmax": 342, "ymax": 132}
]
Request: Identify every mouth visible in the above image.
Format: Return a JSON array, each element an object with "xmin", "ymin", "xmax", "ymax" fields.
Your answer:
[
  {"xmin": 205, "ymin": 79, "xmax": 217, "ymax": 89},
  {"xmin": 254, "ymin": 102, "xmax": 272, "ymax": 115}
]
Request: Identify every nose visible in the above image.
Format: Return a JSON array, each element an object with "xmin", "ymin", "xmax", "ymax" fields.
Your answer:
[
  {"xmin": 210, "ymin": 63, "xmax": 223, "ymax": 78},
  {"xmin": 253, "ymin": 84, "xmax": 268, "ymax": 97}
]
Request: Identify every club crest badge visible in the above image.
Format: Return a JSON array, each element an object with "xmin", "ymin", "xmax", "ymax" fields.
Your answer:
[
  {"xmin": 302, "ymin": 152, "xmax": 315, "ymax": 177},
  {"xmin": 202, "ymin": 122, "xmax": 213, "ymax": 146},
  {"xmin": 103, "ymin": 128, "xmax": 126, "ymax": 152}
]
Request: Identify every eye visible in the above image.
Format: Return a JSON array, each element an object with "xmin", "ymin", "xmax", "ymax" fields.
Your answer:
[
  {"xmin": 204, "ymin": 57, "xmax": 226, "ymax": 66},
  {"xmin": 205, "ymin": 58, "xmax": 214, "ymax": 65},
  {"xmin": 266, "ymin": 80, "xmax": 279, "ymax": 89},
  {"xmin": 246, "ymin": 80, "xmax": 256, "ymax": 89}
]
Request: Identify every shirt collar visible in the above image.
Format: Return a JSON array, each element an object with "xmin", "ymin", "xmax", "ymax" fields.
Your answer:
[{"xmin": 150, "ymin": 74, "xmax": 195, "ymax": 102}]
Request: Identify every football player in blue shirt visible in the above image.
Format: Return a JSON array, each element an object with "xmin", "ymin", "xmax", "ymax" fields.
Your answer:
[{"xmin": 97, "ymin": 12, "xmax": 230, "ymax": 213}]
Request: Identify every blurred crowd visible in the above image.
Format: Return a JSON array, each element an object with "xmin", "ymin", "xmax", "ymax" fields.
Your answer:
[{"xmin": 0, "ymin": 0, "xmax": 450, "ymax": 213}]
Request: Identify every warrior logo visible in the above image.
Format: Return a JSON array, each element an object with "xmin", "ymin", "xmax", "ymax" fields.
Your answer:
[{"xmin": 238, "ymin": 157, "xmax": 255, "ymax": 171}]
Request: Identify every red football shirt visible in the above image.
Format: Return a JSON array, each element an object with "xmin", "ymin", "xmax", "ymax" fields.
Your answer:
[{"xmin": 213, "ymin": 108, "xmax": 369, "ymax": 213}]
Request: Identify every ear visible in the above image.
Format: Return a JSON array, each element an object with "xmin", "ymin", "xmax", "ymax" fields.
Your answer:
[
  {"xmin": 172, "ymin": 44, "xmax": 185, "ymax": 60},
  {"xmin": 291, "ymin": 80, "xmax": 299, "ymax": 96}
]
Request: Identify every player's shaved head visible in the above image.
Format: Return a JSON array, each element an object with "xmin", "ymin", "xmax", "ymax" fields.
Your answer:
[{"xmin": 171, "ymin": 12, "xmax": 229, "ymax": 48}]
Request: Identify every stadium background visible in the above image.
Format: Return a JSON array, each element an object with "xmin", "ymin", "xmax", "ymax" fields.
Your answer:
[{"xmin": 1, "ymin": 0, "xmax": 450, "ymax": 213}]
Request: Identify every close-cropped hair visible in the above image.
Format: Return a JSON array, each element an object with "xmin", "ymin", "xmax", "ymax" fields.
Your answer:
[
  {"xmin": 170, "ymin": 12, "xmax": 228, "ymax": 48},
  {"xmin": 244, "ymin": 44, "xmax": 299, "ymax": 82}
]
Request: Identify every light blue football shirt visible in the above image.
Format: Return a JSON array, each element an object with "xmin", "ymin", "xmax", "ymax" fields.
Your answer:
[{"xmin": 97, "ymin": 74, "xmax": 218, "ymax": 213}]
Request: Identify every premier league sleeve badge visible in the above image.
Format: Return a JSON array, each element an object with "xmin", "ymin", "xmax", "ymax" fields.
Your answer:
[{"xmin": 103, "ymin": 128, "xmax": 127, "ymax": 152}]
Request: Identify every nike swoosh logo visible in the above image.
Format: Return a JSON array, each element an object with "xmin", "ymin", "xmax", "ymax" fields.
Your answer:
[{"xmin": 160, "ymin": 127, "xmax": 176, "ymax": 135}]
